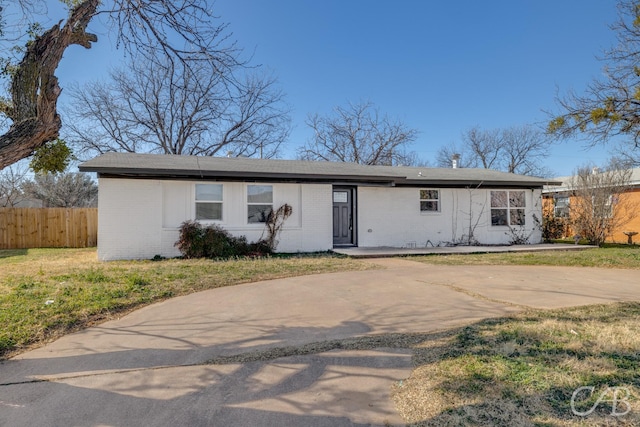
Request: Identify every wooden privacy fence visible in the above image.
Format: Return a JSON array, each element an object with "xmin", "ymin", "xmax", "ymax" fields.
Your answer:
[{"xmin": 0, "ymin": 208, "xmax": 98, "ymax": 249}]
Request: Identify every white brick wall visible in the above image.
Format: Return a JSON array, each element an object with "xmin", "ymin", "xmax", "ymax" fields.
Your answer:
[
  {"xmin": 357, "ymin": 187, "xmax": 542, "ymax": 247},
  {"xmin": 97, "ymin": 178, "xmax": 542, "ymax": 260},
  {"xmin": 98, "ymin": 178, "xmax": 164, "ymax": 261},
  {"xmin": 97, "ymin": 178, "xmax": 332, "ymax": 260}
]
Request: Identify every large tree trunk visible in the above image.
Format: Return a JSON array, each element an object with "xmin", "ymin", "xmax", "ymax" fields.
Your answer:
[{"xmin": 0, "ymin": 0, "xmax": 98, "ymax": 170}]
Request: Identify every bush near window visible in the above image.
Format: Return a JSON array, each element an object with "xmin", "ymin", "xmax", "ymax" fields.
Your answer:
[
  {"xmin": 542, "ymin": 212, "xmax": 568, "ymax": 241},
  {"xmin": 175, "ymin": 221, "xmax": 271, "ymax": 259}
]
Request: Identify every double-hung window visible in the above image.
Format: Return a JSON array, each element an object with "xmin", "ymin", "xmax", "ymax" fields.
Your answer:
[
  {"xmin": 554, "ymin": 196, "xmax": 570, "ymax": 218},
  {"xmin": 420, "ymin": 189, "xmax": 440, "ymax": 212},
  {"xmin": 247, "ymin": 185, "xmax": 273, "ymax": 223},
  {"xmin": 491, "ymin": 190, "xmax": 525, "ymax": 226},
  {"xmin": 195, "ymin": 184, "xmax": 223, "ymax": 221}
]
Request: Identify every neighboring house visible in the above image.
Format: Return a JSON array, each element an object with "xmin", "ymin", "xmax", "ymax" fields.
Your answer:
[
  {"xmin": 79, "ymin": 153, "xmax": 558, "ymax": 260},
  {"xmin": 542, "ymin": 168, "xmax": 640, "ymax": 243}
]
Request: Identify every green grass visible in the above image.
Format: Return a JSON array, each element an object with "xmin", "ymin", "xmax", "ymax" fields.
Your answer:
[
  {"xmin": 413, "ymin": 246, "xmax": 640, "ymax": 269},
  {"xmin": 0, "ymin": 248, "xmax": 374, "ymax": 359},
  {"xmin": 393, "ymin": 302, "xmax": 640, "ymax": 426}
]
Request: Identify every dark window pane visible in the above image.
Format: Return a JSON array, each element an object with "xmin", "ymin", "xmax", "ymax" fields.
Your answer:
[
  {"xmin": 510, "ymin": 209, "xmax": 525, "ymax": 225},
  {"xmin": 509, "ymin": 191, "xmax": 525, "ymax": 208},
  {"xmin": 248, "ymin": 185, "xmax": 273, "ymax": 203},
  {"xmin": 491, "ymin": 208, "xmax": 507, "ymax": 226},
  {"xmin": 420, "ymin": 201, "xmax": 439, "ymax": 212},
  {"xmin": 491, "ymin": 191, "xmax": 507, "ymax": 208},
  {"xmin": 195, "ymin": 184, "xmax": 222, "ymax": 201},
  {"xmin": 248, "ymin": 204, "xmax": 272, "ymax": 223},
  {"xmin": 196, "ymin": 202, "xmax": 222, "ymax": 220}
]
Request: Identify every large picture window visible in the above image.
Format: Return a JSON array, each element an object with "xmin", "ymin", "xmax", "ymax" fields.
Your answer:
[
  {"xmin": 420, "ymin": 189, "xmax": 439, "ymax": 212},
  {"xmin": 247, "ymin": 185, "xmax": 273, "ymax": 223},
  {"xmin": 491, "ymin": 190, "xmax": 525, "ymax": 226},
  {"xmin": 195, "ymin": 184, "xmax": 223, "ymax": 221}
]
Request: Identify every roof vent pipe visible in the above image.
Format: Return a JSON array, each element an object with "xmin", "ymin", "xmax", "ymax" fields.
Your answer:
[{"xmin": 452, "ymin": 153, "xmax": 460, "ymax": 169}]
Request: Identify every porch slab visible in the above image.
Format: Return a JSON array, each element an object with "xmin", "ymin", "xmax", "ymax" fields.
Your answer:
[{"xmin": 332, "ymin": 243, "xmax": 597, "ymax": 258}]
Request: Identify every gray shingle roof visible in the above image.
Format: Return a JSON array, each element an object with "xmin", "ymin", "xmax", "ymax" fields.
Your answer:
[
  {"xmin": 543, "ymin": 167, "xmax": 640, "ymax": 193},
  {"xmin": 79, "ymin": 152, "xmax": 560, "ymax": 187}
]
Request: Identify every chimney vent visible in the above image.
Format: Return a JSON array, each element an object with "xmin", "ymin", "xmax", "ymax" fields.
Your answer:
[{"xmin": 452, "ymin": 153, "xmax": 460, "ymax": 169}]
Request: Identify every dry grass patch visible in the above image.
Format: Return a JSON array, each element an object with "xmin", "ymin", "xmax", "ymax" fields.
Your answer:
[
  {"xmin": 393, "ymin": 303, "xmax": 640, "ymax": 426},
  {"xmin": 0, "ymin": 248, "xmax": 375, "ymax": 359}
]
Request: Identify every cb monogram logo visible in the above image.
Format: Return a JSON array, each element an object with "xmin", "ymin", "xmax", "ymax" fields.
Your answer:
[{"xmin": 570, "ymin": 386, "xmax": 632, "ymax": 417}]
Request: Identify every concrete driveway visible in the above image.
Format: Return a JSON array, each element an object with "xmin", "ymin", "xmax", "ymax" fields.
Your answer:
[{"xmin": 0, "ymin": 258, "xmax": 638, "ymax": 426}]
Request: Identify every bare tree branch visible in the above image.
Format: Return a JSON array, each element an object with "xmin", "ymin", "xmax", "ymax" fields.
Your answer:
[
  {"xmin": 64, "ymin": 58, "xmax": 290, "ymax": 160},
  {"xmin": 22, "ymin": 172, "xmax": 98, "ymax": 207},
  {"xmin": 436, "ymin": 125, "xmax": 552, "ymax": 176},
  {"xmin": 566, "ymin": 161, "xmax": 638, "ymax": 245},
  {"xmin": 0, "ymin": 0, "xmax": 250, "ymax": 170},
  {"xmin": 0, "ymin": 162, "xmax": 29, "ymax": 206},
  {"xmin": 297, "ymin": 101, "xmax": 420, "ymax": 166}
]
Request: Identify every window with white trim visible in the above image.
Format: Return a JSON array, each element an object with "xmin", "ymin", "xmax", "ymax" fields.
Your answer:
[
  {"xmin": 491, "ymin": 190, "xmax": 525, "ymax": 226},
  {"xmin": 247, "ymin": 185, "xmax": 273, "ymax": 223},
  {"xmin": 195, "ymin": 184, "xmax": 223, "ymax": 221},
  {"xmin": 554, "ymin": 196, "xmax": 570, "ymax": 218},
  {"xmin": 420, "ymin": 189, "xmax": 439, "ymax": 212},
  {"xmin": 593, "ymin": 194, "xmax": 613, "ymax": 218}
]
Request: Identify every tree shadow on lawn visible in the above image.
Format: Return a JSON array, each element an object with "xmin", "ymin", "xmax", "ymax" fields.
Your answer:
[
  {"xmin": 0, "ymin": 248, "xmax": 28, "ymax": 259},
  {"xmin": 1, "ymin": 299, "xmax": 638, "ymax": 426},
  {"xmin": 393, "ymin": 302, "xmax": 640, "ymax": 426}
]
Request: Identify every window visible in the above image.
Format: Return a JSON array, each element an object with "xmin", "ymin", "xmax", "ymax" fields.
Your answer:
[
  {"xmin": 593, "ymin": 194, "xmax": 613, "ymax": 218},
  {"xmin": 491, "ymin": 190, "xmax": 525, "ymax": 226},
  {"xmin": 554, "ymin": 196, "xmax": 570, "ymax": 218},
  {"xmin": 195, "ymin": 184, "xmax": 223, "ymax": 221},
  {"xmin": 247, "ymin": 185, "xmax": 273, "ymax": 223},
  {"xmin": 420, "ymin": 189, "xmax": 439, "ymax": 212}
]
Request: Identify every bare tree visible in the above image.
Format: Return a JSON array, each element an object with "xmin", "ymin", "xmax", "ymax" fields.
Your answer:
[
  {"xmin": 566, "ymin": 162, "xmax": 637, "ymax": 245},
  {"xmin": 0, "ymin": 0, "xmax": 247, "ymax": 170},
  {"xmin": 548, "ymin": 0, "xmax": 640, "ymax": 164},
  {"xmin": 0, "ymin": 162, "xmax": 29, "ymax": 207},
  {"xmin": 435, "ymin": 143, "xmax": 478, "ymax": 169},
  {"xmin": 297, "ymin": 101, "xmax": 420, "ymax": 166},
  {"xmin": 22, "ymin": 172, "xmax": 98, "ymax": 207},
  {"xmin": 436, "ymin": 125, "xmax": 553, "ymax": 176},
  {"xmin": 65, "ymin": 59, "xmax": 290, "ymax": 160}
]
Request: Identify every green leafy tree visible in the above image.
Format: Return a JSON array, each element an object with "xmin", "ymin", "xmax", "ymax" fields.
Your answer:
[
  {"xmin": 29, "ymin": 138, "xmax": 72, "ymax": 173},
  {"xmin": 549, "ymin": 0, "xmax": 640, "ymax": 164}
]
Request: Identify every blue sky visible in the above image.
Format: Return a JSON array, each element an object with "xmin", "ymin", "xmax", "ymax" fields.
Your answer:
[{"xmin": 44, "ymin": 0, "xmax": 621, "ymax": 175}]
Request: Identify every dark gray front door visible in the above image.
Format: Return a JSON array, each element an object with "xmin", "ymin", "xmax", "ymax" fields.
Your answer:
[{"xmin": 333, "ymin": 187, "xmax": 355, "ymax": 246}]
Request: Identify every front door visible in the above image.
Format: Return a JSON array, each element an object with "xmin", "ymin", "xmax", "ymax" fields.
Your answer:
[{"xmin": 333, "ymin": 187, "xmax": 356, "ymax": 246}]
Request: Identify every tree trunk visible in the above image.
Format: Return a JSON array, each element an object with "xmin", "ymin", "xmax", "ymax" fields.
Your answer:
[{"xmin": 0, "ymin": 0, "xmax": 98, "ymax": 170}]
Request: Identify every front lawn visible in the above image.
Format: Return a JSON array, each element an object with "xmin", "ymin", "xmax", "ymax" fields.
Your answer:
[
  {"xmin": 0, "ymin": 248, "xmax": 374, "ymax": 359},
  {"xmin": 413, "ymin": 246, "xmax": 640, "ymax": 269},
  {"xmin": 393, "ymin": 302, "xmax": 640, "ymax": 426}
]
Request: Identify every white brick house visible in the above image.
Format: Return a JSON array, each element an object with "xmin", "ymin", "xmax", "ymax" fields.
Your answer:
[{"xmin": 79, "ymin": 153, "xmax": 558, "ymax": 260}]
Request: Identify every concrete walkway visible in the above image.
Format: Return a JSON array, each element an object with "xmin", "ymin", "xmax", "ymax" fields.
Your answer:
[
  {"xmin": 0, "ymin": 258, "xmax": 638, "ymax": 426},
  {"xmin": 333, "ymin": 243, "xmax": 596, "ymax": 258}
]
